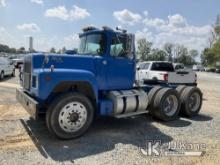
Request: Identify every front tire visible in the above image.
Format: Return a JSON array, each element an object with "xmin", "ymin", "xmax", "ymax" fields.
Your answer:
[{"xmin": 46, "ymin": 92, "xmax": 94, "ymax": 139}]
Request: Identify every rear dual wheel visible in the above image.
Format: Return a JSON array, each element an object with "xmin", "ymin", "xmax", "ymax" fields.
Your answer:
[
  {"xmin": 149, "ymin": 87, "xmax": 181, "ymax": 121},
  {"xmin": 148, "ymin": 85, "xmax": 203, "ymax": 121},
  {"xmin": 177, "ymin": 86, "xmax": 203, "ymax": 117},
  {"xmin": 148, "ymin": 86, "xmax": 163, "ymax": 106}
]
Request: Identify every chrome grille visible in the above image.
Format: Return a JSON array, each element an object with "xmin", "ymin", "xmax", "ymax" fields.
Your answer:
[
  {"xmin": 23, "ymin": 55, "xmax": 32, "ymax": 74},
  {"xmin": 23, "ymin": 72, "xmax": 31, "ymax": 89},
  {"xmin": 23, "ymin": 55, "xmax": 32, "ymax": 90}
]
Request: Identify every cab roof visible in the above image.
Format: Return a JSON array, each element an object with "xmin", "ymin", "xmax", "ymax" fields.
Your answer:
[{"xmin": 80, "ymin": 25, "xmax": 128, "ymax": 37}]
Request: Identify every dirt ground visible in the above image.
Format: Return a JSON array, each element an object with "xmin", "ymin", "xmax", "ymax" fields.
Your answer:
[{"xmin": 0, "ymin": 71, "xmax": 220, "ymax": 165}]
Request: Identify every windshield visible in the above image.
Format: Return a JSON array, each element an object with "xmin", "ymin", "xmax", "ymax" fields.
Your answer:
[
  {"xmin": 175, "ymin": 64, "xmax": 184, "ymax": 70},
  {"xmin": 139, "ymin": 62, "xmax": 150, "ymax": 70},
  {"xmin": 78, "ymin": 33, "xmax": 105, "ymax": 55},
  {"xmin": 151, "ymin": 62, "xmax": 175, "ymax": 72}
]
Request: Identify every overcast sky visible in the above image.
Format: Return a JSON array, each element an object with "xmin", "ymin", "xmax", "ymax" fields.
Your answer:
[{"xmin": 0, "ymin": 0, "xmax": 219, "ymax": 52}]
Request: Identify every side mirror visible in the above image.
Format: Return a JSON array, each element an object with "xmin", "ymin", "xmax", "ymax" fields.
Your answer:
[
  {"xmin": 126, "ymin": 34, "xmax": 135, "ymax": 59},
  {"xmin": 136, "ymin": 66, "xmax": 140, "ymax": 70}
]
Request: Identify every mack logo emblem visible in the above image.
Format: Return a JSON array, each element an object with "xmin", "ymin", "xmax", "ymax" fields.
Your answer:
[{"xmin": 51, "ymin": 57, "xmax": 63, "ymax": 63}]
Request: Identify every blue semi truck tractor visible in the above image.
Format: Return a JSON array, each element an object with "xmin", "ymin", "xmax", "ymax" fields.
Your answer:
[{"xmin": 16, "ymin": 26, "xmax": 203, "ymax": 139}]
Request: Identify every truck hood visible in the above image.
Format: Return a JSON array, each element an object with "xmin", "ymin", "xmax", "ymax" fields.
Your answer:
[{"xmin": 31, "ymin": 53, "xmax": 96, "ymax": 73}]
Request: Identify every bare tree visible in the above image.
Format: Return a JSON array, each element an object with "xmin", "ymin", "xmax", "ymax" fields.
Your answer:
[
  {"xmin": 208, "ymin": 15, "xmax": 220, "ymax": 47},
  {"xmin": 173, "ymin": 44, "xmax": 183, "ymax": 62},
  {"xmin": 50, "ymin": 47, "xmax": 56, "ymax": 53},
  {"xmin": 137, "ymin": 38, "xmax": 152, "ymax": 61},
  {"xmin": 163, "ymin": 43, "xmax": 174, "ymax": 62},
  {"xmin": 214, "ymin": 14, "xmax": 220, "ymax": 37},
  {"xmin": 208, "ymin": 28, "xmax": 217, "ymax": 48}
]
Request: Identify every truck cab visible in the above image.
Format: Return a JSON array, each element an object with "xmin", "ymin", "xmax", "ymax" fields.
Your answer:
[
  {"xmin": 21, "ymin": 27, "xmax": 135, "ymax": 100},
  {"xmin": 16, "ymin": 26, "xmax": 203, "ymax": 139}
]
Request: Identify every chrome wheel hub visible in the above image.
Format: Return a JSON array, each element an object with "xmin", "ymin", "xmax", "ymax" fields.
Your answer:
[
  {"xmin": 58, "ymin": 101, "xmax": 87, "ymax": 133},
  {"xmin": 163, "ymin": 95, "xmax": 178, "ymax": 116}
]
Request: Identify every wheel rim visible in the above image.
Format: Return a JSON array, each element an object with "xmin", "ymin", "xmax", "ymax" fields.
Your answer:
[
  {"xmin": 58, "ymin": 101, "xmax": 87, "ymax": 133},
  {"xmin": 163, "ymin": 95, "xmax": 178, "ymax": 116},
  {"xmin": 189, "ymin": 92, "xmax": 201, "ymax": 112}
]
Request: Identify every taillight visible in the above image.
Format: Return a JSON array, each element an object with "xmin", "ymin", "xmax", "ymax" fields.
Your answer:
[{"xmin": 163, "ymin": 73, "xmax": 168, "ymax": 81}]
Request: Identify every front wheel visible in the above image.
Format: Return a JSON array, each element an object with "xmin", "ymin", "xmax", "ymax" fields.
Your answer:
[{"xmin": 46, "ymin": 92, "xmax": 94, "ymax": 139}]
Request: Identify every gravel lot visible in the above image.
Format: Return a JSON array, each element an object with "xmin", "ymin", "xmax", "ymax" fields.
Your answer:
[{"xmin": 0, "ymin": 71, "xmax": 220, "ymax": 165}]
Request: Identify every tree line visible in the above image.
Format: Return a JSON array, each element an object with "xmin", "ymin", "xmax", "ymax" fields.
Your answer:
[
  {"xmin": 201, "ymin": 15, "xmax": 220, "ymax": 68},
  {"xmin": 137, "ymin": 39, "xmax": 198, "ymax": 65},
  {"xmin": 137, "ymin": 15, "xmax": 220, "ymax": 67},
  {"xmin": 0, "ymin": 43, "xmax": 72, "ymax": 55},
  {"xmin": 0, "ymin": 44, "xmax": 28, "ymax": 54}
]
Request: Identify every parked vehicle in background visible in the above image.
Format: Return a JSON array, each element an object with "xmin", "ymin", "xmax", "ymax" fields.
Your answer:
[
  {"xmin": 204, "ymin": 67, "xmax": 211, "ymax": 72},
  {"xmin": 204, "ymin": 67, "xmax": 217, "ymax": 72},
  {"xmin": 12, "ymin": 58, "xmax": 24, "ymax": 68},
  {"xmin": 216, "ymin": 68, "xmax": 220, "ymax": 73},
  {"xmin": 210, "ymin": 68, "xmax": 216, "ymax": 72},
  {"xmin": 0, "ymin": 57, "xmax": 15, "ymax": 80},
  {"xmin": 193, "ymin": 65, "xmax": 205, "ymax": 71},
  {"xmin": 136, "ymin": 61, "xmax": 197, "ymax": 85}
]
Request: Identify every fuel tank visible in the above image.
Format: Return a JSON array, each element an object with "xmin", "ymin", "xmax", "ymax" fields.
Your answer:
[{"xmin": 107, "ymin": 89, "xmax": 148, "ymax": 114}]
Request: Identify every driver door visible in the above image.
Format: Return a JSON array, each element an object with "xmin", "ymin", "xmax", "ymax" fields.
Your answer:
[{"xmin": 106, "ymin": 34, "xmax": 135, "ymax": 90}]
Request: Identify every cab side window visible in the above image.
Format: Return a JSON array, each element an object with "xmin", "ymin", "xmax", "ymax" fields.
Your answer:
[{"xmin": 110, "ymin": 36, "xmax": 127, "ymax": 57}]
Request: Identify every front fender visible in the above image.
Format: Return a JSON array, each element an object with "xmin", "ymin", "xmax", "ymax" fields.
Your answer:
[{"xmin": 34, "ymin": 69, "xmax": 98, "ymax": 101}]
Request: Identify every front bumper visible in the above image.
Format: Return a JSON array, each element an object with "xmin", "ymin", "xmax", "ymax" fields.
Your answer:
[{"xmin": 16, "ymin": 88, "xmax": 39, "ymax": 120}]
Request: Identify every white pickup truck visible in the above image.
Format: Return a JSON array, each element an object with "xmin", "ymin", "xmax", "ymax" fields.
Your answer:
[
  {"xmin": 0, "ymin": 57, "xmax": 15, "ymax": 80},
  {"xmin": 136, "ymin": 61, "xmax": 197, "ymax": 86}
]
